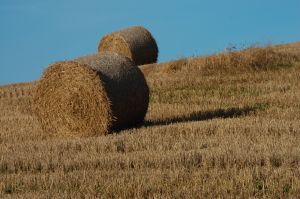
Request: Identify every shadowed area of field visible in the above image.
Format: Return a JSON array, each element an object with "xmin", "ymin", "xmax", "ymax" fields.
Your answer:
[{"xmin": 143, "ymin": 104, "xmax": 265, "ymax": 127}]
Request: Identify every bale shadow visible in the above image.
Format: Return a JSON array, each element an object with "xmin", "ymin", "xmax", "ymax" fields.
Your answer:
[{"xmin": 142, "ymin": 103, "xmax": 269, "ymax": 128}]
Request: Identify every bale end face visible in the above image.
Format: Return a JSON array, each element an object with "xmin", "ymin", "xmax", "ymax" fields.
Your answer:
[
  {"xmin": 33, "ymin": 61, "xmax": 112, "ymax": 137},
  {"xmin": 98, "ymin": 34, "xmax": 132, "ymax": 61}
]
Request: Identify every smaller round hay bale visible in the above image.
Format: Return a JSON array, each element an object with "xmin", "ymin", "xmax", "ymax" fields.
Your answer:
[
  {"xmin": 98, "ymin": 26, "xmax": 158, "ymax": 65},
  {"xmin": 33, "ymin": 53, "xmax": 149, "ymax": 137}
]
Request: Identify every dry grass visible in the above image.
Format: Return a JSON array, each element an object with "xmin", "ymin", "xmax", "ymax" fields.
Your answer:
[
  {"xmin": 275, "ymin": 41, "xmax": 300, "ymax": 59},
  {"xmin": 0, "ymin": 82, "xmax": 36, "ymax": 116},
  {"xmin": 1, "ymin": 42, "xmax": 300, "ymax": 198},
  {"xmin": 141, "ymin": 44, "xmax": 298, "ymax": 76}
]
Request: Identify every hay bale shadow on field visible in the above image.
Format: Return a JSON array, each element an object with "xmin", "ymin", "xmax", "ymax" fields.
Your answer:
[{"xmin": 142, "ymin": 103, "xmax": 268, "ymax": 128}]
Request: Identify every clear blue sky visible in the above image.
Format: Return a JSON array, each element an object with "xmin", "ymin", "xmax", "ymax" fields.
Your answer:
[{"xmin": 0, "ymin": 0, "xmax": 299, "ymax": 84}]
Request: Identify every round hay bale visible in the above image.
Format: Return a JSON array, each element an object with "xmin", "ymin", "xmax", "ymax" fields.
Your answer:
[
  {"xmin": 33, "ymin": 53, "xmax": 149, "ymax": 137},
  {"xmin": 98, "ymin": 26, "xmax": 158, "ymax": 65}
]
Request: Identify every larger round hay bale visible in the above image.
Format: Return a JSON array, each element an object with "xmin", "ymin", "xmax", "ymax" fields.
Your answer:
[
  {"xmin": 98, "ymin": 26, "xmax": 158, "ymax": 65},
  {"xmin": 33, "ymin": 53, "xmax": 149, "ymax": 137}
]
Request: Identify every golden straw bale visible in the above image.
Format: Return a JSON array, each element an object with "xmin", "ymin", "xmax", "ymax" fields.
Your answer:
[
  {"xmin": 33, "ymin": 53, "xmax": 149, "ymax": 137},
  {"xmin": 98, "ymin": 26, "xmax": 158, "ymax": 65}
]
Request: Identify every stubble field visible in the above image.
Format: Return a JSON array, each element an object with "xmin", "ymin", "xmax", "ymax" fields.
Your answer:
[{"xmin": 0, "ymin": 43, "xmax": 300, "ymax": 198}]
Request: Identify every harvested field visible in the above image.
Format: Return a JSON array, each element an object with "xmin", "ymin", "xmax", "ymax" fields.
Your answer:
[
  {"xmin": 0, "ymin": 82, "xmax": 36, "ymax": 116},
  {"xmin": 0, "ymin": 42, "xmax": 300, "ymax": 198},
  {"xmin": 140, "ymin": 44, "xmax": 298, "ymax": 75},
  {"xmin": 0, "ymin": 82, "xmax": 36, "ymax": 99}
]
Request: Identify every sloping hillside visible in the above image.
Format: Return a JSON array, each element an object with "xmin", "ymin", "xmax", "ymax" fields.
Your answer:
[{"xmin": 0, "ymin": 42, "xmax": 300, "ymax": 198}]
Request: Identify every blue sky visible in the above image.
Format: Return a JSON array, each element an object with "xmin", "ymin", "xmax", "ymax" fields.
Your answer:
[{"xmin": 0, "ymin": 0, "xmax": 299, "ymax": 84}]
